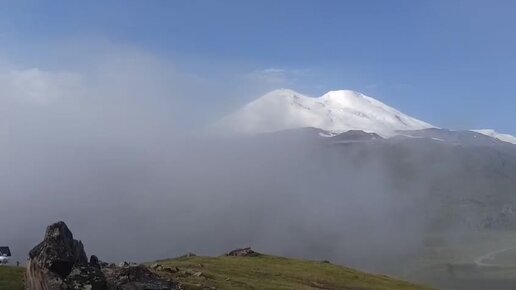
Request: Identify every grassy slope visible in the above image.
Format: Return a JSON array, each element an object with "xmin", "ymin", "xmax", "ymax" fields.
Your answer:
[
  {"xmin": 0, "ymin": 266, "xmax": 24, "ymax": 290},
  {"xmin": 154, "ymin": 255, "xmax": 435, "ymax": 290},
  {"xmin": 0, "ymin": 256, "xmax": 435, "ymax": 290}
]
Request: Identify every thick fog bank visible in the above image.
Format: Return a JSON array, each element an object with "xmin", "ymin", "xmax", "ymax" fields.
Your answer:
[{"xmin": 2, "ymin": 116, "xmax": 437, "ymax": 275}]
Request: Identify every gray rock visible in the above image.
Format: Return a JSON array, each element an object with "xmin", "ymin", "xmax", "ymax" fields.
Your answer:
[
  {"xmin": 102, "ymin": 264, "xmax": 179, "ymax": 290},
  {"xmin": 25, "ymin": 221, "xmax": 104, "ymax": 290},
  {"xmin": 26, "ymin": 221, "xmax": 181, "ymax": 290},
  {"xmin": 28, "ymin": 221, "xmax": 88, "ymax": 278},
  {"xmin": 118, "ymin": 262, "xmax": 130, "ymax": 268},
  {"xmin": 225, "ymin": 247, "xmax": 260, "ymax": 257}
]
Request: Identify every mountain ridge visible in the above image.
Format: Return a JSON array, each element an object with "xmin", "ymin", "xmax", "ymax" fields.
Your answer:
[
  {"xmin": 473, "ymin": 129, "xmax": 516, "ymax": 145},
  {"xmin": 217, "ymin": 89, "xmax": 516, "ymax": 144},
  {"xmin": 217, "ymin": 89, "xmax": 433, "ymax": 137}
]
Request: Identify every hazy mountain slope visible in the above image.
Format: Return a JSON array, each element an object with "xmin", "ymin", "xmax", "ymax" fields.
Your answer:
[
  {"xmin": 395, "ymin": 128, "xmax": 516, "ymax": 150},
  {"xmin": 217, "ymin": 89, "xmax": 434, "ymax": 137}
]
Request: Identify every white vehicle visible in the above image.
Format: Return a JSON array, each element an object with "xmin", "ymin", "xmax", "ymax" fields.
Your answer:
[{"xmin": 0, "ymin": 247, "xmax": 11, "ymax": 265}]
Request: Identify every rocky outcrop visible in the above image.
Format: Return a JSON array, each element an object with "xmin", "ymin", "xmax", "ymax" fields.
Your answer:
[
  {"xmin": 225, "ymin": 247, "xmax": 260, "ymax": 257},
  {"xmin": 103, "ymin": 264, "xmax": 177, "ymax": 290},
  {"xmin": 25, "ymin": 221, "xmax": 100, "ymax": 290},
  {"xmin": 26, "ymin": 221, "xmax": 180, "ymax": 290}
]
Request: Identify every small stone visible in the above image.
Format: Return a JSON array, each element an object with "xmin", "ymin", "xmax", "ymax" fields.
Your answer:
[
  {"xmin": 118, "ymin": 261, "xmax": 129, "ymax": 267},
  {"xmin": 150, "ymin": 263, "xmax": 161, "ymax": 269},
  {"xmin": 310, "ymin": 281, "xmax": 326, "ymax": 288},
  {"xmin": 193, "ymin": 271, "xmax": 203, "ymax": 277},
  {"xmin": 163, "ymin": 266, "xmax": 179, "ymax": 274}
]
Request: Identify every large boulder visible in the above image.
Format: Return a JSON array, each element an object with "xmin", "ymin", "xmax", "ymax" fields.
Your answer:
[
  {"xmin": 26, "ymin": 221, "xmax": 107, "ymax": 290},
  {"xmin": 28, "ymin": 221, "xmax": 88, "ymax": 277},
  {"xmin": 26, "ymin": 221, "xmax": 180, "ymax": 290}
]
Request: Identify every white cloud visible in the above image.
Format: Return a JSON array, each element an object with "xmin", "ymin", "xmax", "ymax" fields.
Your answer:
[{"xmin": 0, "ymin": 68, "xmax": 83, "ymax": 104}]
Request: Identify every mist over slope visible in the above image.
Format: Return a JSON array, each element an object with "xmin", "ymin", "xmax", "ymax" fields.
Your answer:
[
  {"xmin": 3, "ymin": 80, "xmax": 516, "ymax": 290},
  {"xmin": 5, "ymin": 122, "xmax": 516, "ymax": 276}
]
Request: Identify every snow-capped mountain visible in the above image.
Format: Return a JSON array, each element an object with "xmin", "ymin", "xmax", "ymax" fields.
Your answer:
[
  {"xmin": 472, "ymin": 129, "xmax": 516, "ymax": 145},
  {"xmin": 218, "ymin": 89, "xmax": 434, "ymax": 137}
]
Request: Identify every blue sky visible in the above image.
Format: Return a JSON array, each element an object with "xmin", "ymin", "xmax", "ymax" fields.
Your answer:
[{"xmin": 1, "ymin": 0, "xmax": 515, "ymax": 133}]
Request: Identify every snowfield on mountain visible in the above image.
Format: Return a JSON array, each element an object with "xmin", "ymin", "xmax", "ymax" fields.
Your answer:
[
  {"xmin": 473, "ymin": 129, "xmax": 516, "ymax": 145},
  {"xmin": 217, "ymin": 89, "xmax": 516, "ymax": 144},
  {"xmin": 217, "ymin": 89, "xmax": 433, "ymax": 137}
]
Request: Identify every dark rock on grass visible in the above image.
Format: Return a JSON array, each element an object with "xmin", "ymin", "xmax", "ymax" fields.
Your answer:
[
  {"xmin": 65, "ymin": 264, "xmax": 107, "ymax": 290},
  {"xmin": 150, "ymin": 264, "xmax": 179, "ymax": 274},
  {"xmin": 102, "ymin": 263, "xmax": 179, "ymax": 290},
  {"xmin": 225, "ymin": 247, "xmax": 261, "ymax": 257},
  {"xmin": 26, "ymin": 221, "xmax": 181, "ymax": 290}
]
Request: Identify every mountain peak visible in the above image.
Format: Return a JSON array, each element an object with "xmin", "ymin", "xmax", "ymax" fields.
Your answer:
[
  {"xmin": 217, "ymin": 89, "xmax": 434, "ymax": 136},
  {"xmin": 322, "ymin": 89, "xmax": 364, "ymax": 99}
]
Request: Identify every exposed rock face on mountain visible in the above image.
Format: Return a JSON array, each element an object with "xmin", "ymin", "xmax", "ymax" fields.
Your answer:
[{"xmin": 26, "ymin": 221, "xmax": 180, "ymax": 290}]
